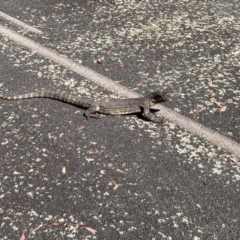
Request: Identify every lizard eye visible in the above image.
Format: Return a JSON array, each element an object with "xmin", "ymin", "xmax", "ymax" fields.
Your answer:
[{"xmin": 153, "ymin": 93, "xmax": 169, "ymax": 102}]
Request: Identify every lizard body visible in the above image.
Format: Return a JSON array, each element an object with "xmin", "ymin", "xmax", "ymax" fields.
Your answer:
[{"xmin": 0, "ymin": 90, "xmax": 171, "ymax": 122}]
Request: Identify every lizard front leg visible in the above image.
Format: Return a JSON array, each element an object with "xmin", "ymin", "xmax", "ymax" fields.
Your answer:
[
  {"xmin": 142, "ymin": 107, "xmax": 164, "ymax": 123},
  {"xmin": 84, "ymin": 104, "xmax": 101, "ymax": 119}
]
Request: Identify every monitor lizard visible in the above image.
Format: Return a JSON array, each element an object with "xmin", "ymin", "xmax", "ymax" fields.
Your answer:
[{"xmin": 0, "ymin": 90, "xmax": 174, "ymax": 123}]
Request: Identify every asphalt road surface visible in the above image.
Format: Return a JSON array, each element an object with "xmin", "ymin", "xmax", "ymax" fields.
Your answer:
[{"xmin": 0, "ymin": 1, "xmax": 239, "ymax": 239}]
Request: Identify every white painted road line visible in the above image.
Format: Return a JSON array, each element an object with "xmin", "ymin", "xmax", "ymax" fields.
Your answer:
[
  {"xmin": 0, "ymin": 24, "xmax": 240, "ymax": 157},
  {"xmin": 0, "ymin": 11, "xmax": 43, "ymax": 34}
]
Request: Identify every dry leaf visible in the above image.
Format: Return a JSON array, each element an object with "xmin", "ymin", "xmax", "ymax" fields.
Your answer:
[
  {"xmin": 196, "ymin": 108, "xmax": 203, "ymax": 114},
  {"xmin": 113, "ymin": 184, "xmax": 120, "ymax": 191},
  {"xmin": 75, "ymin": 126, "xmax": 85, "ymax": 131},
  {"xmin": 234, "ymin": 174, "xmax": 240, "ymax": 180},
  {"xmin": 116, "ymin": 169, "xmax": 130, "ymax": 175},
  {"xmin": 143, "ymin": 72, "xmax": 149, "ymax": 77},
  {"xmin": 146, "ymin": 45, "xmax": 154, "ymax": 50},
  {"xmin": 119, "ymin": 63, "xmax": 125, "ymax": 69},
  {"xmin": 93, "ymin": 93, "xmax": 101, "ymax": 98},
  {"xmin": 146, "ymin": 33, "xmax": 152, "ymax": 38},
  {"xmin": 208, "ymin": 80, "xmax": 213, "ymax": 87},
  {"xmin": 62, "ymin": 167, "xmax": 66, "ymax": 174},
  {"xmin": 41, "ymin": 36, "xmax": 50, "ymax": 39},
  {"xmin": 36, "ymin": 24, "xmax": 46, "ymax": 28},
  {"xmin": 219, "ymin": 106, "xmax": 227, "ymax": 112},
  {"xmin": 87, "ymin": 149, "xmax": 99, "ymax": 155},
  {"xmin": 51, "ymin": 222, "xmax": 60, "ymax": 227},
  {"xmin": 93, "ymin": 57, "xmax": 104, "ymax": 64},
  {"xmin": 29, "ymin": 225, "xmax": 44, "ymax": 235},
  {"xmin": 213, "ymin": 99, "xmax": 222, "ymax": 107},
  {"xmin": 139, "ymin": 79, "xmax": 146, "ymax": 83},
  {"xmin": 19, "ymin": 233, "xmax": 25, "ymax": 240},
  {"xmin": 229, "ymin": 157, "xmax": 237, "ymax": 164},
  {"xmin": 213, "ymin": 100, "xmax": 227, "ymax": 112},
  {"xmin": 84, "ymin": 226, "xmax": 97, "ymax": 235},
  {"xmin": 16, "ymin": 135, "xmax": 23, "ymax": 140},
  {"xmin": 97, "ymin": 57, "xmax": 104, "ymax": 64},
  {"xmin": 55, "ymin": 3, "xmax": 65, "ymax": 7},
  {"xmin": 107, "ymin": 165, "xmax": 117, "ymax": 170}
]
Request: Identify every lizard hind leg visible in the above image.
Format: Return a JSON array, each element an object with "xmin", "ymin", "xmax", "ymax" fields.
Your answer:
[{"xmin": 84, "ymin": 105, "xmax": 101, "ymax": 119}]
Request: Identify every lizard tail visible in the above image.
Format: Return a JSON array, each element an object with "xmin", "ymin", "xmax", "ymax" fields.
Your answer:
[{"xmin": 0, "ymin": 91, "xmax": 90, "ymax": 107}]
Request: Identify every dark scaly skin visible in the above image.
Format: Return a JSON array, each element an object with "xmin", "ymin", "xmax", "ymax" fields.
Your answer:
[{"xmin": 0, "ymin": 90, "xmax": 172, "ymax": 122}]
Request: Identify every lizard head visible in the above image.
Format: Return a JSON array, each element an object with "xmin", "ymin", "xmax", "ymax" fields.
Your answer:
[
  {"xmin": 150, "ymin": 91, "xmax": 171, "ymax": 103},
  {"xmin": 150, "ymin": 88, "xmax": 182, "ymax": 103}
]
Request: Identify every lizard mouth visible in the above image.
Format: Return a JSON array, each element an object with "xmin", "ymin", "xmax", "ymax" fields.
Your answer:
[
  {"xmin": 152, "ymin": 88, "xmax": 182, "ymax": 103},
  {"xmin": 157, "ymin": 87, "xmax": 182, "ymax": 102},
  {"xmin": 152, "ymin": 92, "xmax": 170, "ymax": 103}
]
